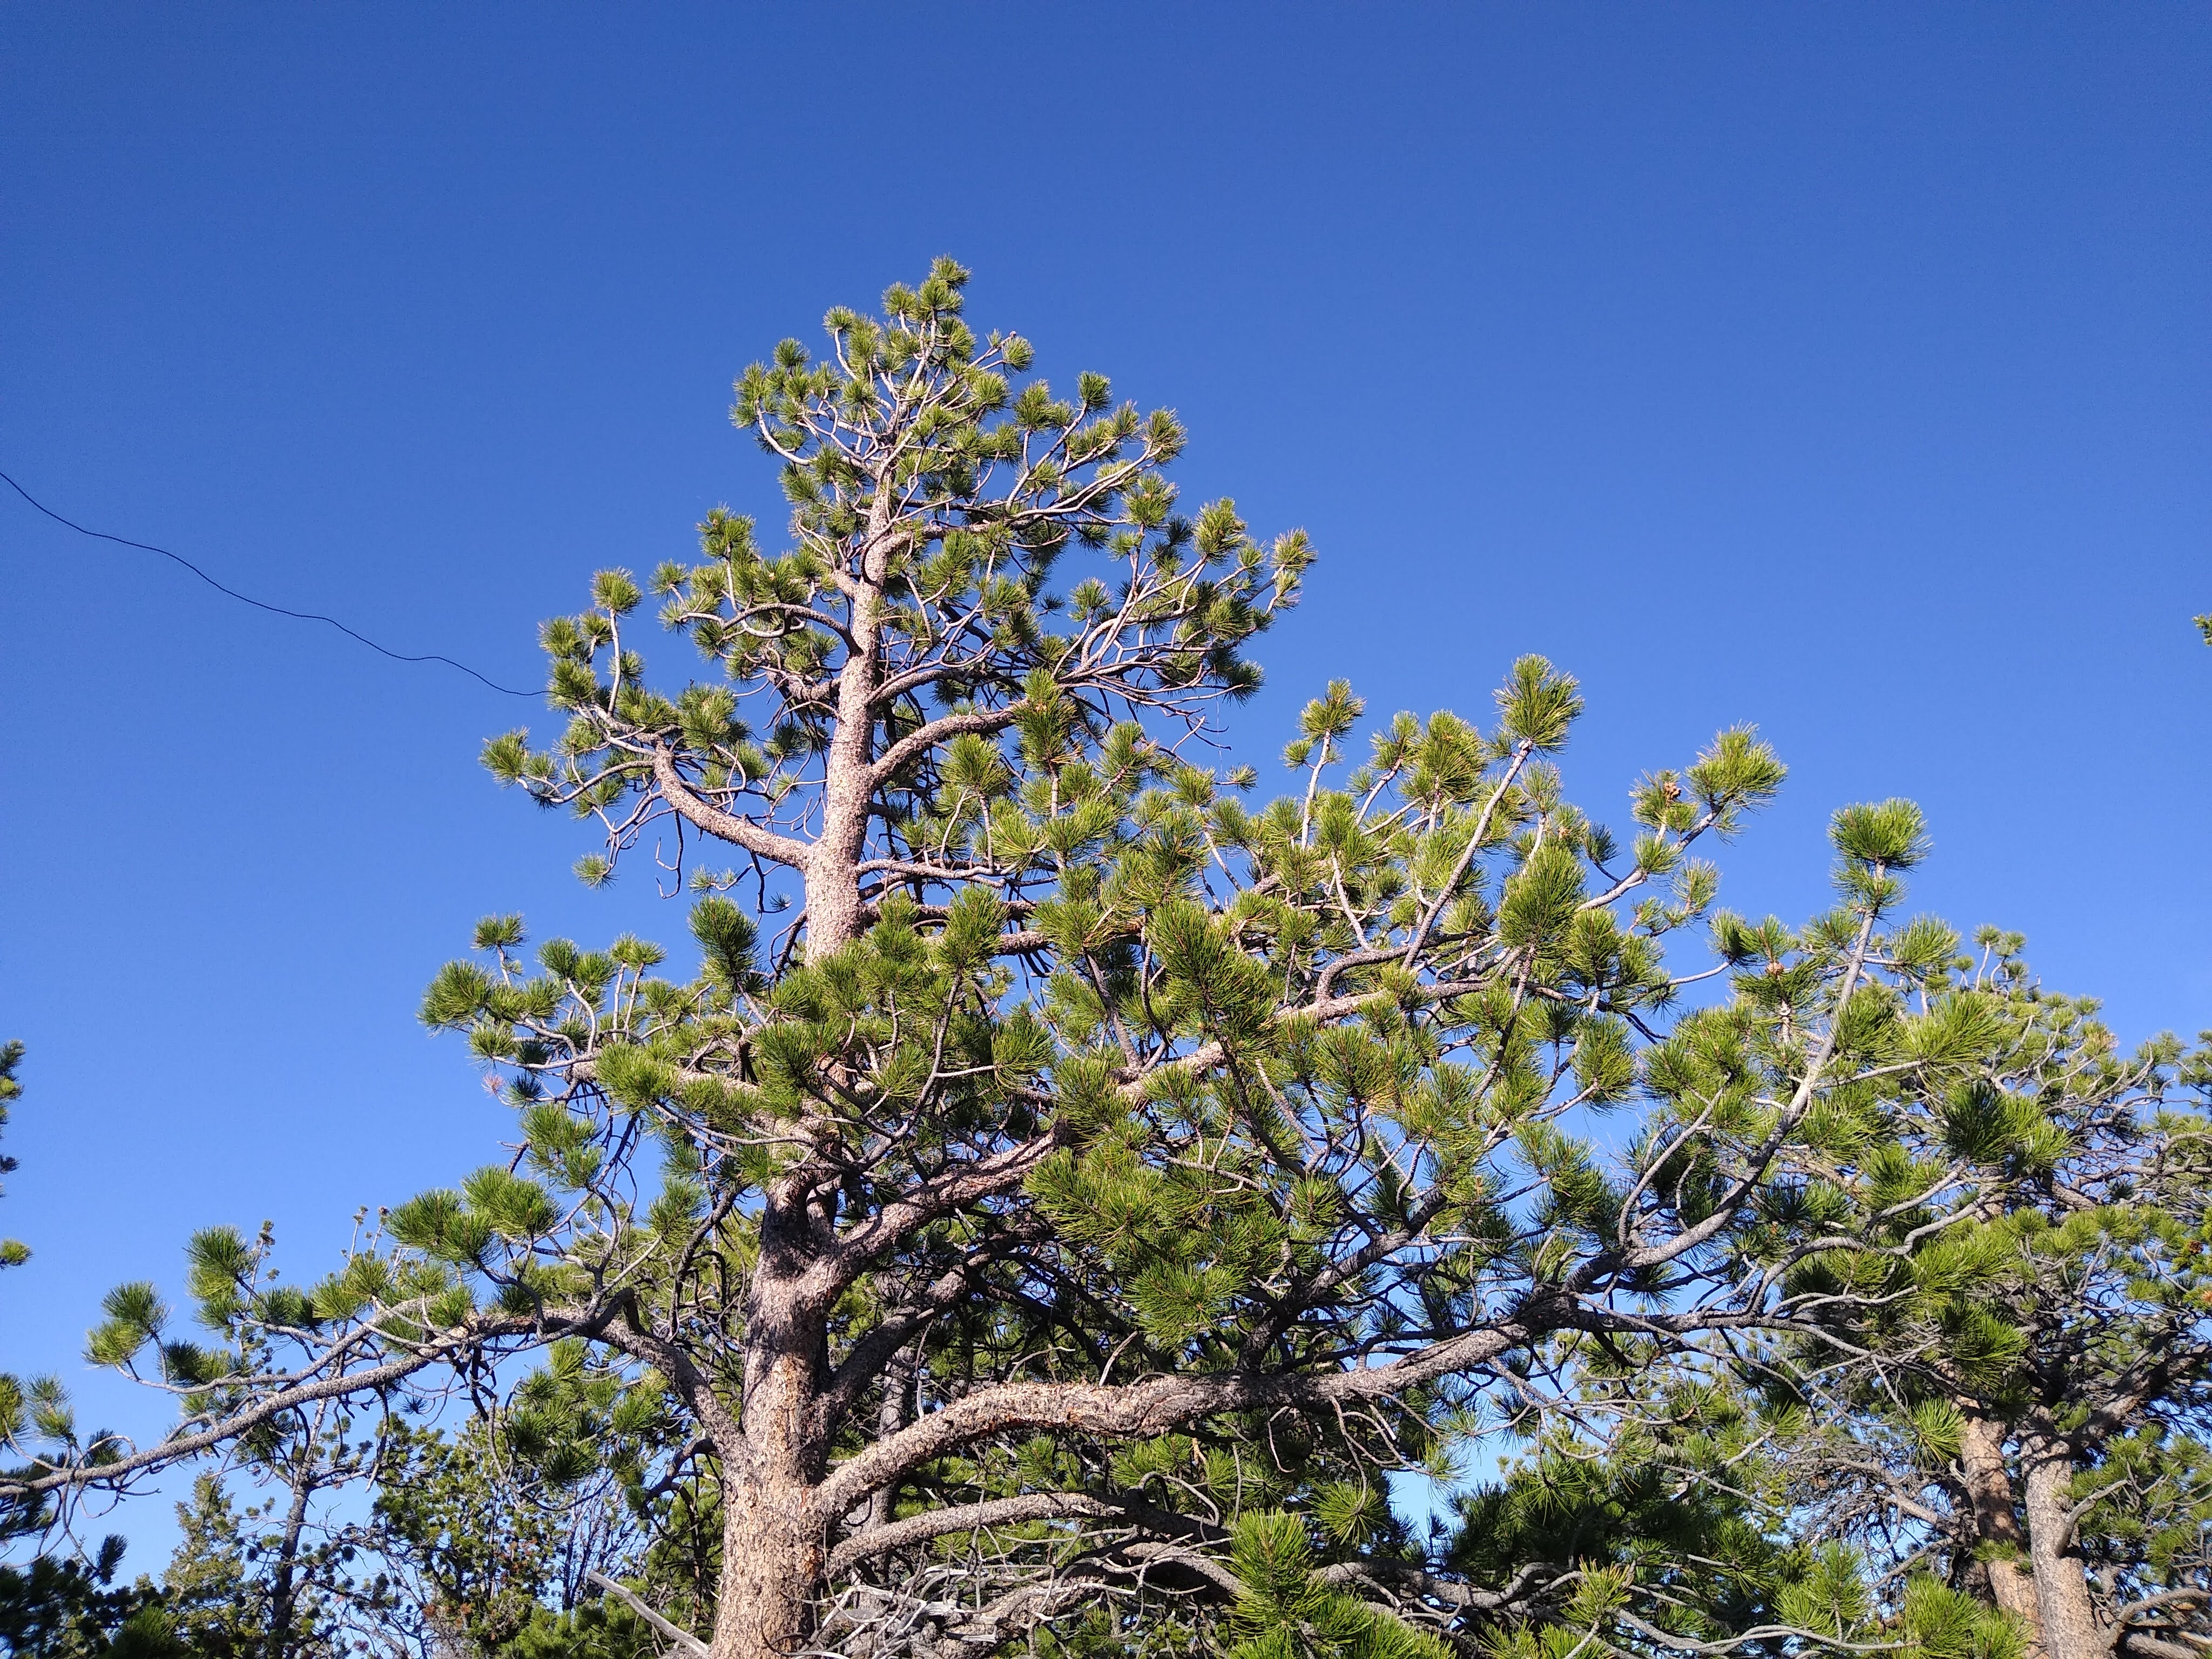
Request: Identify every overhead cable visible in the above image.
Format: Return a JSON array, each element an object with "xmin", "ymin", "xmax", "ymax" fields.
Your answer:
[{"xmin": 2, "ymin": 467, "xmax": 537, "ymax": 698}]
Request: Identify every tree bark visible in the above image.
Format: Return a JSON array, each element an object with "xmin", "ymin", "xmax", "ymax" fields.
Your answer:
[
  {"xmin": 804, "ymin": 493, "xmax": 894, "ymax": 960},
  {"xmin": 710, "ymin": 1332, "xmax": 831, "ymax": 1659},
  {"xmin": 1959, "ymin": 1409, "xmax": 2046, "ymax": 1656},
  {"xmin": 264, "ymin": 1458, "xmax": 313, "ymax": 1659},
  {"xmin": 711, "ymin": 1179, "xmax": 834, "ymax": 1657},
  {"xmin": 863, "ymin": 1348, "xmax": 910, "ymax": 1534},
  {"xmin": 706, "ymin": 498, "xmax": 894, "ymax": 1650},
  {"xmin": 2020, "ymin": 1429, "xmax": 2107, "ymax": 1659},
  {"xmin": 713, "ymin": 1479, "xmax": 826, "ymax": 1659}
]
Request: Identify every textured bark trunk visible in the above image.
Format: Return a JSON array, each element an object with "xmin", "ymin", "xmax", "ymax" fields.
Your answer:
[
  {"xmin": 1959, "ymin": 1410, "xmax": 2046, "ymax": 1656},
  {"xmin": 2021, "ymin": 1434, "xmax": 2106, "ymax": 1659},
  {"xmin": 721, "ymin": 494, "xmax": 896, "ymax": 1643},
  {"xmin": 713, "ymin": 1183, "xmax": 833, "ymax": 1657},
  {"xmin": 262, "ymin": 1471, "xmax": 312, "ymax": 1659},
  {"xmin": 806, "ymin": 495, "xmax": 894, "ymax": 960},
  {"xmin": 712, "ymin": 1478, "xmax": 826, "ymax": 1659},
  {"xmin": 864, "ymin": 1350, "xmax": 909, "ymax": 1533}
]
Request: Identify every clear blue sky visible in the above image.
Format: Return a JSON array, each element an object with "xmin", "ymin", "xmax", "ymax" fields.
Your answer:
[{"xmin": 4, "ymin": 5, "xmax": 2208, "ymax": 1556}]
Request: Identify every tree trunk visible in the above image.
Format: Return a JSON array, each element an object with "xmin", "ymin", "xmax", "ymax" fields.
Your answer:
[
  {"xmin": 1959, "ymin": 1409, "xmax": 2046, "ymax": 1656},
  {"xmin": 2020, "ymin": 1432, "xmax": 2106, "ymax": 1659},
  {"xmin": 864, "ymin": 1349, "xmax": 909, "ymax": 1533},
  {"xmin": 805, "ymin": 496, "xmax": 894, "ymax": 961},
  {"xmin": 711, "ymin": 1345, "xmax": 827, "ymax": 1657},
  {"xmin": 713, "ymin": 1479, "xmax": 826, "ymax": 1659},
  {"xmin": 261, "ymin": 1449, "xmax": 318, "ymax": 1659},
  {"xmin": 723, "ymin": 491, "xmax": 896, "ymax": 1641},
  {"xmin": 713, "ymin": 1190, "xmax": 833, "ymax": 1658}
]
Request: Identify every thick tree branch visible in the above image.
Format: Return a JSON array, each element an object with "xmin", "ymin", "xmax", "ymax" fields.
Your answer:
[
  {"xmin": 650, "ymin": 747, "xmax": 812, "ymax": 869},
  {"xmin": 866, "ymin": 704, "xmax": 1027, "ymax": 790},
  {"xmin": 814, "ymin": 1309, "xmax": 1549, "ymax": 1516}
]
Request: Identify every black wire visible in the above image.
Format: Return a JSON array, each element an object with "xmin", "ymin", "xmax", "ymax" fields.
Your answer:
[{"xmin": 1, "ymin": 467, "xmax": 538, "ymax": 698}]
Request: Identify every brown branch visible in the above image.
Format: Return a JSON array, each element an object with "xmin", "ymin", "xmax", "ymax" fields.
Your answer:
[
  {"xmin": 814, "ymin": 1307, "xmax": 1546, "ymax": 1516},
  {"xmin": 1614, "ymin": 1610, "xmax": 1910, "ymax": 1655},
  {"xmin": 1613, "ymin": 901, "xmax": 1881, "ymax": 1274},
  {"xmin": 1110, "ymin": 977, "xmax": 1493, "ymax": 1103},
  {"xmin": 829, "ymin": 1492, "xmax": 1122, "ymax": 1575},
  {"xmin": 1317, "ymin": 1556, "xmax": 1561, "ymax": 1612},
  {"xmin": 866, "ymin": 705, "xmax": 1027, "ymax": 790},
  {"xmin": 828, "ymin": 1487, "xmax": 1226, "ymax": 1575},
  {"xmin": 2114, "ymin": 1588, "xmax": 2211, "ymax": 1625},
  {"xmin": 816, "ymin": 1219, "xmax": 1056, "ymax": 1430},
  {"xmin": 586, "ymin": 1570, "xmax": 709, "ymax": 1656},
  {"xmin": 819, "ymin": 1128, "xmax": 1069, "ymax": 1301},
  {"xmin": 650, "ymin": 747, "xmax": 811, "ymax": 869},
  {"xmin": 2, "ymin": 1312, "xmax": 549, "ymax": 1500},
  {"xmin": 1398, "ymin": 740, "xmax": 1535, "ymax": 970}
]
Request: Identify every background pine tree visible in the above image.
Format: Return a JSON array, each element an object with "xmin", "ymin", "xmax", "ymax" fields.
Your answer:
[{"xmin": 1750, "ymin": 929, "xmax": 2212, "ymax": 1659}]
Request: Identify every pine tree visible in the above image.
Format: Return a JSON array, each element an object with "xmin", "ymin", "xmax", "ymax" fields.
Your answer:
[
  {"xmin": 0, "ymin": 1037, "xmax": 49, "ymax": 1546},
  {"xmin": 156, "ymin": 1475, "xmax": 271, "ymax": 1657},
  {"xmin": 0, "ymin": 1537, "xmax": 173, "ymax": 1658},
  {"xmin": 353, "ymin": 1350, "xmax": 666, "ymax": 1656},
  {"xmin": 1758, "ymin": 930, "xmax": 2212, "ymax": 1659},
  {"xmin": 7, "ymin": 262, "xmax": 2123, "ymax": 1659},
  {"xmin": 0, "ymin": 1044, "xmax": 163, "ymax": 1657}
]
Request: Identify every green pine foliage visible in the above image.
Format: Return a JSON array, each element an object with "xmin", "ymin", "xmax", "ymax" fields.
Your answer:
[
  {"xmin": 1712, "ymin": 923, "xmax": 2212, "ymax": 1659},
  {"xmin": 152, "ymin": 1476, "xmax": 279, "ymax": 1657},
  {"xmin": 0, "ymin": 1539, "xmax": 175, "ymax": 1659},
  {"xmin": 11, "ymin": 262, "xmax": 2212, "ymax": 1659},
  {"xmin": 362, "ymin": 1347, "xmax": 678, "ymax": 1654},
  {"xmin": 1223, "ymin": 1510, "xmax": 1448, "ymax": 1659}
]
